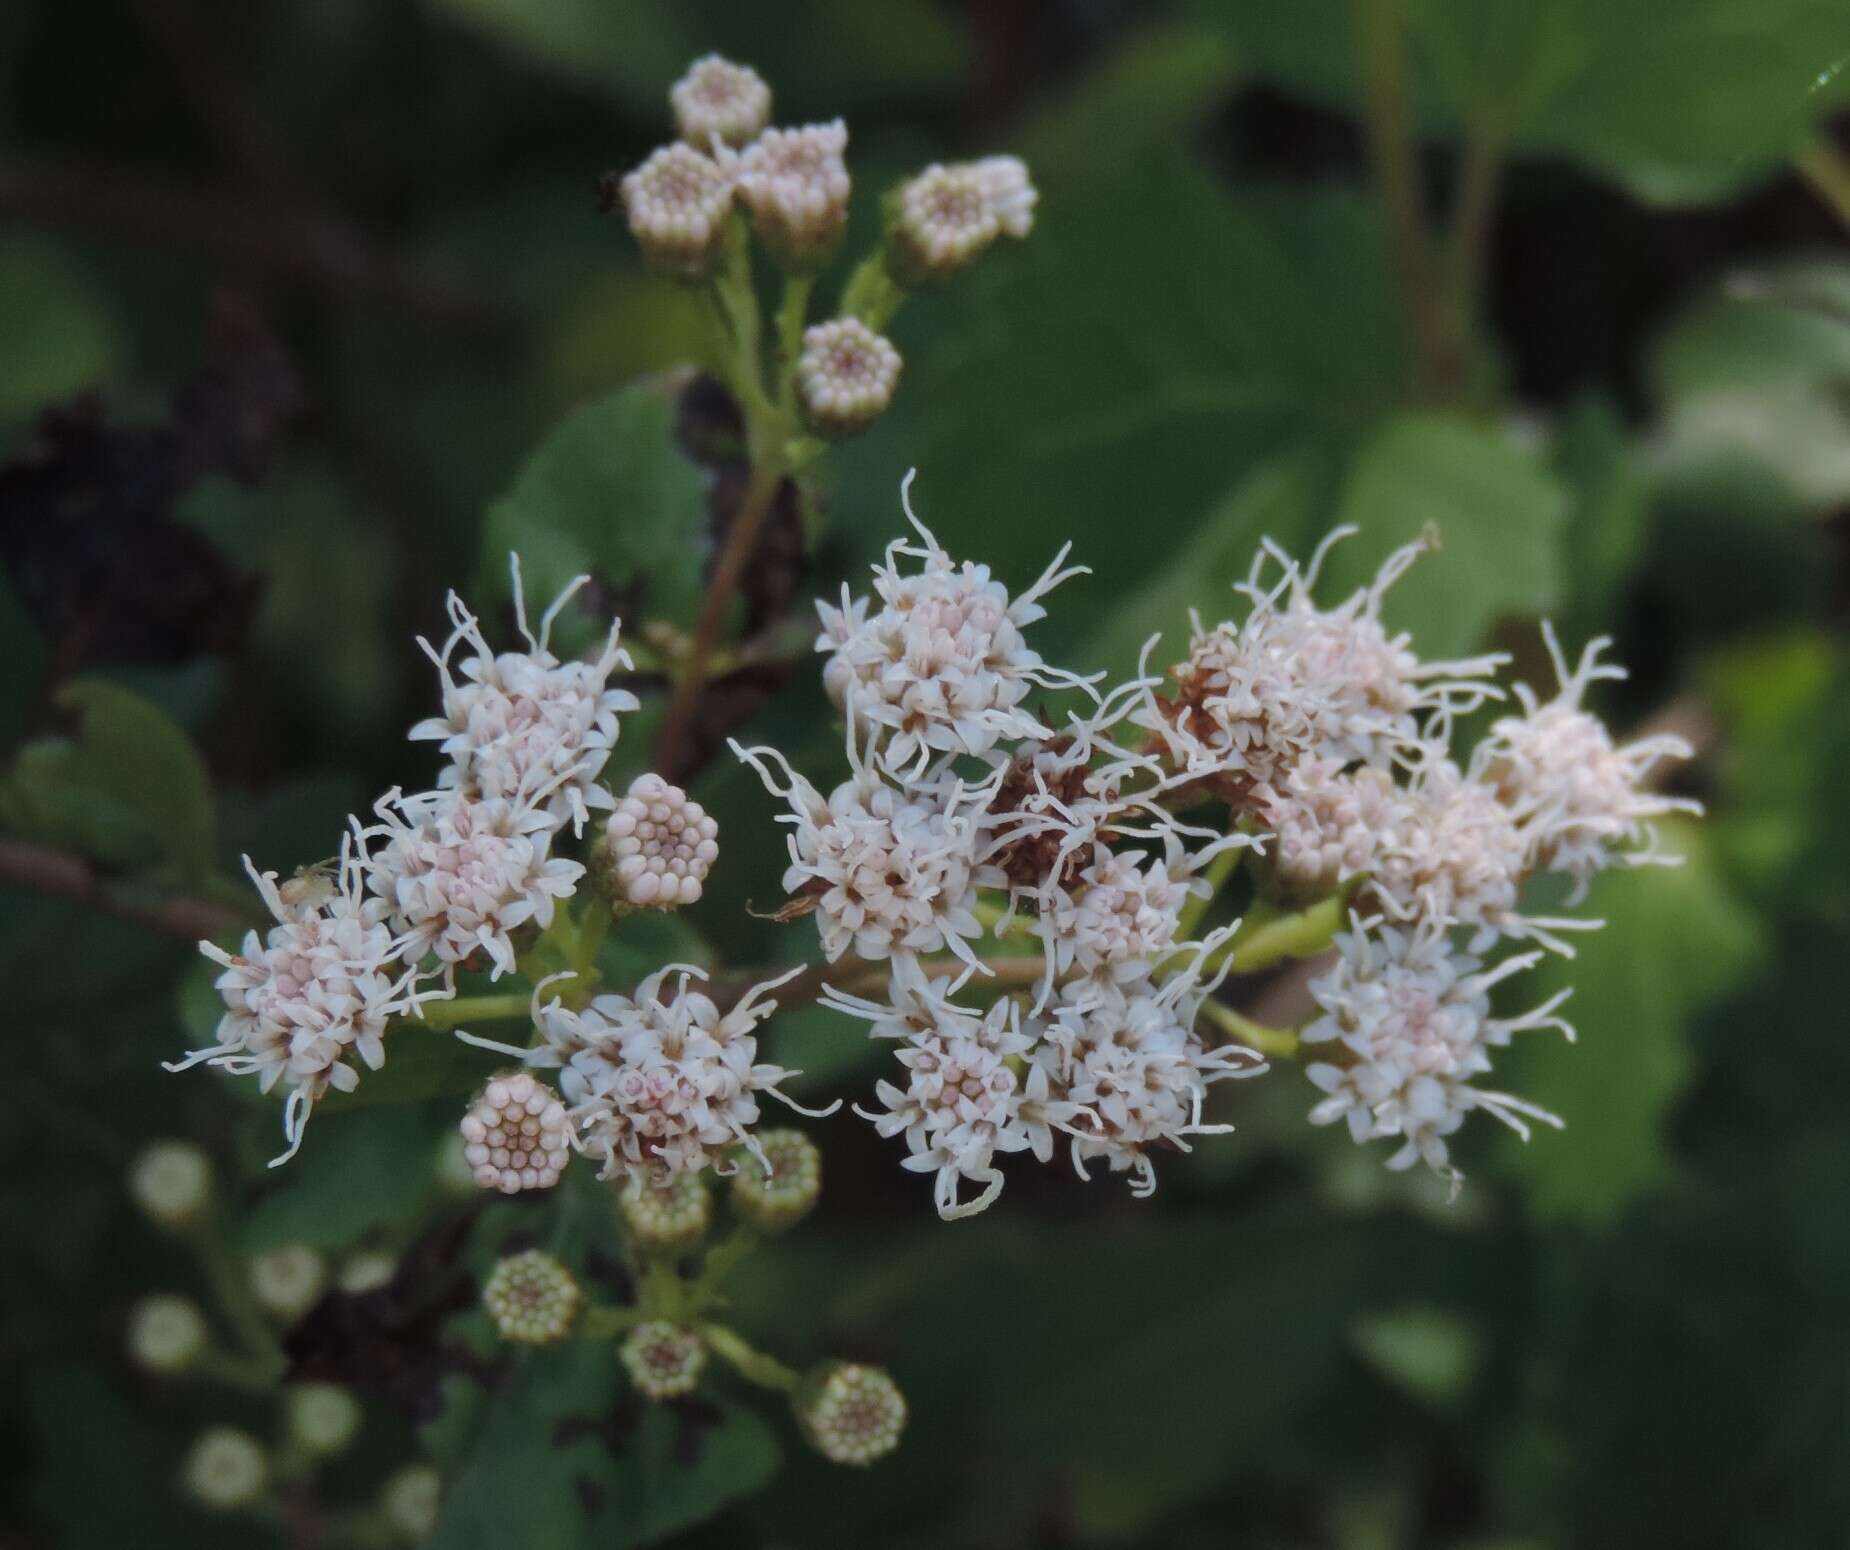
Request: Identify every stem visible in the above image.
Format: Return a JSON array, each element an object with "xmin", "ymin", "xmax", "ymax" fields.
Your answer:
[
  {"xmin": 410, "ymin": 992, "xmax": 532, "ymax": 1032},
  {"xmin": 1176, "ymin": 843, "xmax": 1245, "ymax": 939},
  {"xmin": 1446, "ymin": 109, "xmax": 1505, "ymax": 311},
  {"xmin": 1194, "ymin": 895, "xmax": 1345, "ymax": 978},
  {"xmin": 188, "ymin": 1225, "xmax": 285, "ymax": 1371},
  {"xmin": 773, "ymin": 273, "xmax": 814, "ymax": 409},
  {"xmin": 1796, "ymin": 133, "xmax": 1850, "ymax": 234},
  {"xmin": 0, "ymin": 837, "xmax": 254, "ymax": 941},
  {"xmin": 700, "ymin": 1322, "xmax": 801, "ymax": 1392},
  {"xmin": 652, "ymin": 455, "xmax": 786, "ymax": 777},
  {"xmin": 191, "ymin": 1345, "xmax": 285, "ymax": 1395},
  {"xmin": 1356, "ymin": 0, "xmax": 1459, "ymax": 400},
  {"xmin": 1199, "ymin": 998, "xmax": 1301, "ymax": 1060},
  {"xmin": 581, "ymin": 1305, "xmax": 647, "ymax": 1339},
  {"xmin": 838, "ymin": 249, "xmax": 908, "ymax": 331},
  {"xmin": 688, "ymin": 1227, "xmax": 760, "ymax": 1313}
]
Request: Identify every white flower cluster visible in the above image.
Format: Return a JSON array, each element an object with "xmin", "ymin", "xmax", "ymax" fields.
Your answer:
[
  {"xmin": 1134, "ymin": 528, "xmax": 1699, "ymax": 1179},
  {"xmin": 737, "ymin": 481, "xmax": 1267, "ymax": 1218},
  {"xmin": 169, "ymin": 559, "xmax": 641, "ymax": 1164},
  {"xmin": 890, "ymin": 156, "xmax": 1038, "ymax": 283}
]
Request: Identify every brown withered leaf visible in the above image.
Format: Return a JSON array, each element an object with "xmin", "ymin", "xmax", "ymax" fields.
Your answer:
[{"xmin": 0, "ymin": 293, "xmax": 300, "ymax": 671}]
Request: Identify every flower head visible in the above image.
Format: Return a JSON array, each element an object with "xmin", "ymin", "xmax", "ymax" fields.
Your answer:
[
  {"xmin": 620, "ymin": 142, "xmax": 736, "ymax": 279},
  {"xmin": 460, "ymin": 1070, "xmax": 571, "ymax": 1194},
  {"xmin": 620, "ymin": 1321, "xmax": 706, "ymax": 1400},
  {"xmin": 127, "ymin": 1295, "xmax": 206, "ymax": 1374},
  {"xmin": 735, "ymin": 121, "xmax": 850, "ymax": 270},
  {"xmin": 169, "ymin": 847, "xmax": 429, "ymax": 1165},
  {"xmin": 796, "ymin": 317, "xmax": 903, "ymax": 438},
  {"xmin": 600, "ymin": 773, "xmax": 718, "ymax": 908},
  {"xmin": 731, "ymin": 1127, "xmax": 823, "ymax": 1231},
  {"xmin": 483, "ymin": 1249, "xmax": 580, "ymax": 1344},
  {"xmin": 618, "ymin": 1170, "xmax": 712, "ymax": 1252},
  {"xmin": 797, "ymin": 1362, "xmax": 906, "ymax": 1465},
  {"xmin": 1258, "ymin": 755, "xmax": 1400, "ymax": 901},
  {"xmin": 889, "ymin": 157, "xmax": 1037, "ymax": 284},
  {"xmin": 410, "ymin": 557, "xmax": 638, "ymax": 834},
  {"xmin": 1304, "ymin": 920, "xmax": 1572, "ymax": 1179},
  {"xmin": 251, "ymin": 1244, "xmax": 327, "ymax": 1321},
  {"xmin": 182, "ymin": 1428, "xmax": 267, "ymax": 1511},
  {"xmin": 670, "ymin": 55, "xmax": 771, "ymax": 149},
  {"xmin": 128, "ymin": 1140, "xmax": 211, "ymax": 1229}
]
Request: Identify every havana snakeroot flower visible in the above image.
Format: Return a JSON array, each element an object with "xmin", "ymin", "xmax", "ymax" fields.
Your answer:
[
  {"xmin": 620, "ymin": 1320, "xmax": 707, "ymax": 1400},
  {"xmin": 619, "ymin": 1170, "xmax": 712, "ymax": 1252},
  {"xmin": 182, "ymin": 1427, "xmax": 268, "ymax": 1511},
  {"xmin": 889, "ymin": 157, "xmax": 1039, "ymax": 284},
  {"xmin": 620, "ymin": 142, "xmax": 737, "ymax": 279},
  {"xmin": 483, "ymin": 1249, "xmax": 581, "ymax": 1344},
  {"xmin": 411, "ymin": 560, "xmax": 639, "ymax": 835},
  {"xmin": 1304, "ymin": 920, "xmax": 1573, "ymax": 1179},
  {"xmin": 460, "ymin": 1071, "xmax": 571, "ymax": 1194},
  {"xmin": 797, "ymin": 1362, "xmax": 907, "ymax": 1466},
  {"xmin": 732, "ymin": 1127, "xmax": 823, "ymax": 1232},
  {"xmin": 670, "ymin": 54, "xmax": 771, "ymax": 149},
  {"xmin": 795, "ymin": 317, "xmax": 902, "ymax": 439},
  {"xmin": 168, "ymin": 846, "xmax": 435, "ymax": 1165},
  {"xmin": 735, "ymin": 121, "xmax": 851, "ymax": 270}
]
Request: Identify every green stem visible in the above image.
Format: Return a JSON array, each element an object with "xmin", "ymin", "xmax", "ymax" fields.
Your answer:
[
  {"xmin": 1190, "ymin": 894, "xmax": 1345, "ymax": 978},
  {"xmin": 1198, "ymin": 998, "xmax": 1301, "ymax": 1060},
  {"xmin": 1356, "ymin": 0, "xmax": 1459, "ymax": 400},
  {"xmin": 1797, "ymin": 134, "xmax": 1850, "ymax": 234},
  {"xmin": 688, "ymin": 1227, "xmax": 760, "ymax": 1312},
  {"xmin": 772, "ymin": 273, "xmax": 814, "ymax": 409},
  {"xmin": 191, "ymin": 1345, "xmax": 284, "ymax": 1396},
  {"xmin": 188, "ymin": 1225, "xmax": 284, "ymax": 1371},
  {"xmin": 838, "ymin": 249, "xmax": 908, "ymax": 331},
  {"xmin": 701, "ymin": 1322, "xmax": 801, "ymax": 1392},
  {"xmin": 582, "ymin": 1305, "xmax": 648, "ymax": 1339},
  {"xmin": 411, "ymin": 992, "xmax": 531, "ymax": 1032},
  {"xmin": 1446, "ymin": 107, "xmax": 1505, "ymax": 313}
]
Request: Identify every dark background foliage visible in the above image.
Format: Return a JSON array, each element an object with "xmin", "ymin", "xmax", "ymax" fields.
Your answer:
[{"xmin": 2, "ymin": 2, "xmax": 1847, "ymax": 1546}]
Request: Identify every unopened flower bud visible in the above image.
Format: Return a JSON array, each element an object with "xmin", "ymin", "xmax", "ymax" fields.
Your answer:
[
  {"xmin": 621, "ymin": 143, "xmax": 735, "ymax": 279},
  {"xmin": 287, "ymin": 1383, "xmax": 362, "ymax": 1457},
  {"xmin": 888, "ymin": 158, "xmax": 1036, "ymax": 286},
  {"xmin": 338, "ymin": 1252, "xmax": 397, "ymax": 1294},
  {"xmin": 381, "ymin": 1464, "xmax": 441, "ymax": 1540},
  {"xmin": 126, "ymin": 1294, "xmax": 207, "ymax": 1374},
  {"xmin": 483, "ymin": 1249, "xmax": 580, "ymax": 1344},
  {"xmin": 129, "ymin": 1140, "xmax": 211, "ymax": 1230},
  {"xmin": 182, "ymin": 1427, "xmax": 267, "ymax": 1510},
  {"xmin": 381, "ymin": 1464, "xmax": 442, "ymax": 1540},
  {"xmin": 618, "ymin": 1171, "xmax": 712, "ymax": 1253},
  {"xmin": 250, "ymin": 1244, "xmax": 327, "ymax": 1322},
  {"xmin": 973, "ymin": 155, "xmax": 1037, "ymax": 238},
  {"xmin": 736, "ymin": 122, "xmax": 850, "ymax": 271},
  {"xmin": 796, "ymin": 1361, "xmax": 906, "ymax": 1465},
  {"xmin": 671, "ymin": 55, "xmax": 771, "ymax": 149},
  {"xmin": 796, "ymin": 319, "xmax": 902, "ymax": 439},
  {"xmin": 460, "ymin": 1071, "xmax": 570, "ymax": 1194},
  {"xmin": 619, "ymin": 1320, "xmax": 706, "ymax": 1400},
  {"xmin": 731, "ymin": 1128, "xmax": 821, "ymax": 1232},
  {"xmin": 599, "ymin": 774, "xmax": 718, "ymax": 908}
]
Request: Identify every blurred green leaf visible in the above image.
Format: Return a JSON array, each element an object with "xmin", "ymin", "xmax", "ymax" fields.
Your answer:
[
  {"xmin": 1496, "ymin": 824, "xmax": 1761, "ymax": 1224},
  {"xmin": 0, "ymin": 678, "xmax": 217, "ymax": 879},
  {"xmin": 239, "ymin": 1102, "xmax": 449, "ymax": 1252},
  {"xmin": 1550, "ymin": 395, "xmax": 1649, "ymax": 643},
  {"xmin": 1349, "ymin": 1305, "xmax": 1483, "ymax": 1414},
  {"xmin": 1324, "ymin": 412, "xmax": 1567, "ymax": 657},
  {"xmin": 0, "ymin": 234, "xmax": 119, "ymax": 420},
  {"xmin": 479, "ymin": 380, "xmax": 709, "ymax": 649}
]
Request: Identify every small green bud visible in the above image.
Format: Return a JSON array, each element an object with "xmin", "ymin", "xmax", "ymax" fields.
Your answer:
[
  {"xmin": 619, "ymin": 1320, "xmax": 706, "ymax": 1401},
  {"xmin": 128, "ymin": 1141, "xmax": 211, "ymax": 1230},
  {"xmin": 181, "ymin": 1426, "xmax": 267, "ymax": 1510},
  {"xmin": 619, "ymin": 1172, "xmax": 711, "ymax": 1254},
  {"xmin": 482, "ymin": 1249, "xmax": 580, "ymax": 1344},
  {"xmin": 126, "ymin": 1294, "xmax": 207, "ymax": 1374},
  {"xmin": 795, "ymin": 1361, "xmax": 906, "ymax": 1466},
  {"xmin": 249, "ymin": 1244, "xmax": 327, "ymax": 1321},
  {"xmin": 380, "ymin": 1463, "xmax": 442, "ymax": 1540},
  {"xmin": 731, "ymin": 1128, "xmax": 822, "ymax": 1233},
  {"xmin": 287, "ymin": 1383, "xmax": 362, "ymax": 1456}
]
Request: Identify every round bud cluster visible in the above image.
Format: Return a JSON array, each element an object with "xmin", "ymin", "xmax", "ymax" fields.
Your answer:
[
  {"xmin": 381, "ymin": 1464, "xmax": 442, "ymax": 1540},
  {"xmin": 890, "ymin": 163, "xmax": 998, "ymax": 284},
  {"xmin": 126, "ymin": 1294, "xmax": 207, "ymax": 1374},
  {"xmin": 482, "ymin": 1249, "xmax": 580, "ymax": 1344},
  {"xmin": 735, "ymin": 121, "xmax": 851, "ymax": 271},
  {"xmin": 619, "ymin": 1171, "xmax": 712, "ymax": 1253},
  {"xmin": 671, "ymin": 55, "xmax": 771, "ymax": 149},
  {"xmin": 460, "ymin": 1071, "xmax": 570, "ymax": 1194},
  {"xmin": 250, "ymin": 1244, "xmax": 327, "ymax": 1322},
  {"xmin": 619, "ymin": 1320, "xmax": 707, "ymax": 1400},
  {"xmin": 796, "ymin": 1362, "xmax": 906, "ymax": 1465},
  {"xmin": 287, "ymin": 1383, "xmax": 362, "ymax": 1457},
  {"xmin": 730, "ymin": 1127, "xmax": 822, "ymax": 1232},
  {"xmin": 602, "ymin": 773, "xmax": 719, "ymax": 908},
  {"xmin": 182, "ymin": 1427, "xmax": 267, "ymax": 1511},
  {"xmin": 796, "ymin": 318, "xmax": 903, "ymax": 439},
  {"xmin": 620, "ymin": 143, "xmax": 736, "ymax": 280},
  {"xmin": 129, "ymin": 1140, "xmax": 211, "ymax": 1230}
]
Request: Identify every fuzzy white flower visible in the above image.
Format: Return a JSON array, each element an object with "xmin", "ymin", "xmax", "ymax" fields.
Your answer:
[
  {"xmin": 1258, "ymin": 754, "xmax": 1400, "ymax": 901},
  {"xmin": 735, "ymin": 121, "xmax": 850, "ymax": 269},
  {"xmin": 812, "ymin": 476, "xmax": 1094, "ymax": 775},
  {"xmin": 1040, "ymin": 938, "xmax": 1265, "ymax": 1196},
  {"xmin": 1047, "ymin": 837, "xmax": 1207, "ymax": 982},
  {"xmin": 796, "ymin": 317, "xmax": 902, "ymax": 438},
  {"xmin": 1481, "ymin": 625, "xmax": 1701, "ymax": 900},
  {"xmin": 514, "ymin": 965, "xmax": 826, "ymax": 1186},
  {"xmin": 973, "ymin": 154, "xmax": 1038, "ymax": 238},
  {"xmin": 829, "ymin": 968, "xmax": 1080, "ymax": 1219},
  {"xmin": 362, "ymin": 789, "xmax": 582, "ymax": 980},
  {"xmin": 1303, "ymin": 920, "xmax": 1572, "ymax": 1178},
  {"xmin": 411, "ymin": 559, "xmax": 639, "ymax": 836},
  {"xmin": 620, "ymin": 142, "xmax": 736, "ymax": 278},
  {"xmin": 670, "ymin": 55, "xmax": 771, "ymax": 149},
  {"xmin": 168, "ymin": 846, "xmax": 433, "ymax": 1165}
]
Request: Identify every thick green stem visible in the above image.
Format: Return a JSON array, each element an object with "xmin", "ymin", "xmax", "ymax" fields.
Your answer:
[
  {"xmin": 191, "ymin": 1344, "xmax": 284, "ymax": 1395},
  {"xmin": 701, "ymin": 1322, "xmax": 801, "ymax": 1392},
  {"xmin": 1177, "ymin": 843, "xmax": 1245, "ymax": 939},
  {"xmin": 411, "ymin": 992, "xmax": 531, "ymax": 1032},
  {"xmin": 1446, "ymin": 109, "xmax": 1505, "ymax": 313},
  {"xmin": 1190, "ymin": 894, "xmax": 1345, "ymax": 979},
  {"xmin": 581, "ymin": 1305, "xmax": 647, "ymax": 1339},
  {"xmin": 688, "ymin": 1227, "xmax": 760, "ymax": 1312},
  {"xmin": 838, "ymin": 249, "xmax": 907, "ymax": 331},
  {"xmin": 772, "ymin": 273, "xmax": 814, "ymax": 409},
  {"xmin": 1199, "ymin": 997, "xmax": 1301, "ymax": 1060},
  {"xmin": 188, "ymin": 1224, "xmax": 285, "ymax": 1372}
]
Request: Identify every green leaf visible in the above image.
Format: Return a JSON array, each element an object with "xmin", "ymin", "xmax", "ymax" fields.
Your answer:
[
  {"xmin": 479, "ymin": 381, "xmax": 709, "ymax": 651},
  {"xmin": 1550, "ymin": 396, "xmax": 1650, "ymax": 644},
  {"xmin": 1350, "ymin": 1305, "xmax": 1483, "ymax": 1414},
  {"xmin": 1324, "ymin": 412, "xmax": 1567, "ymax": 658},
  {"xmin": 0, "ymin": 235, "xmax": 119, "ymax": 421},
  {"xmin": 0, "ymin": 678, "xmax": 217, "ymax": 879},
  {"xmin": 1496, "ymin": 824, "xmax": 1762, "ymax": 1224}
]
